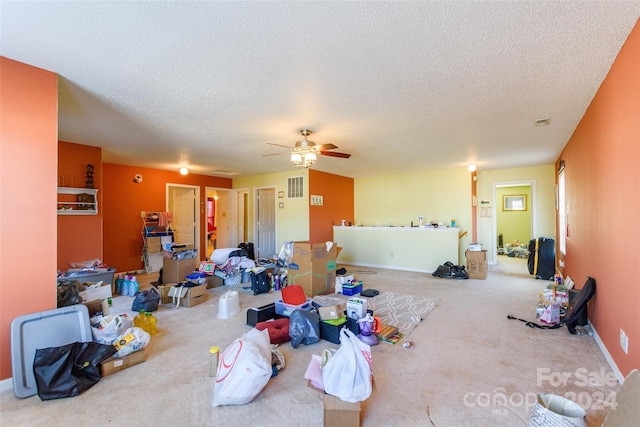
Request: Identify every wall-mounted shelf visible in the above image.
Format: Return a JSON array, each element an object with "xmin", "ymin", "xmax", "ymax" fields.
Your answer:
[{"xmin": 57, "ymin": 187, "xmax": 98, "ymax": 215}]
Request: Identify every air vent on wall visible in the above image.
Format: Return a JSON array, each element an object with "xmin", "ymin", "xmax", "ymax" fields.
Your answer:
[{"xmin": 288, "ymin": 176, "xmax": 303, "ymax": 199}]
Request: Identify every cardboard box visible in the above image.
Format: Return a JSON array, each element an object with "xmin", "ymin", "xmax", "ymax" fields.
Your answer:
[
  {"xmin": 168, "ymin": 284, "xmax": 207, "ymax": 307},
  {"xmin": 465, "ymin": 249, "xmax": 487, "ymax": 279},
  {"xmin": 100, "ymin": 348, "xmax": 146, "ymax": 377},
  {"xmin": 79, "ymin": 282, "xmax": 113, "ymax": 302},
  {"xmin": 146, "ymin": 236, "xmax": 162, "ymax": 253},
  {"xmin": 289, "ymin": 241, "xmax": 337, "ymax": 296},
  {"xmin": 163, "ymin": 258, "xmax": 197, "ymax": 283},
  {"xmin": 206, "ymin": 274, "xmax": 224, "ymax": 289},
  {"xmin": 465, "ymin": 249, "xmax": 487, "ymax": 261},
  {"xmin": 467, "ymin": 260, "xmax": 487, "ymax": 279},
  {"xmin": 82, "ymin": 297, "xmax": 112, "ymax": 316},
  {"xmin": 157, "ymin": 284, "xmax": 172, "ymax": 304},
  {"xmin": 318, "ymin": 304, "xmax": 346, "ymax": 321},
  {"xmin": 324, "ymin": 393, "xmax": 361, "ymax": 427}
]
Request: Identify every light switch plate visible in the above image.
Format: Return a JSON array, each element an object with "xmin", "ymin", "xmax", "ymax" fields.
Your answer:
[{"xmin": 310, "ymin": 195, "xmax": 323, "ymax": 206}]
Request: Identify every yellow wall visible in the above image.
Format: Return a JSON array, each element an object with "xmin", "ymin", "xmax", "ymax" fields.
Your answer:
[
  {"xmin": 234, "ymin": 169, "xmax": 310, "ymax": 251},
  {"xmin": 476, "ymin": 165, "xmax": 556, "ymax": 263},
  {"xmin": 354, "ymin": 168, "xmax": 472, "ymax": 262},
  {"xmin": 496, "ymin": 185, "xmax": 532, "ymax": 245}
]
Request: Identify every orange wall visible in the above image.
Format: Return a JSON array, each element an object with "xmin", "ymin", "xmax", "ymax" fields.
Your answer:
[
  {"xmin": 559, "ymin": 19, "xmax": 640, "ymax": 378},
  {"xmin": 0, "ymin": 57, "xmax": 58, "ymax": 380},
  {"xmin": 57, "ymin": 141, "xmax": 103, "ymax": 270},
  {"xmin": 309, "ymin": 169, "xmax": 354, "ymax": 243},
  {"xmin": 102, "ymin": 163, "xmax": 232, "ymax": 272}
]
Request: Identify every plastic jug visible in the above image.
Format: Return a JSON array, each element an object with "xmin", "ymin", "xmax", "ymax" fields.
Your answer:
[
  {"xmin": 144, "ymin": 311, "xmax": 157, "ymax": 335},
  {"xmin": 129, "ymin": 276, "xmax": 139, "ymax": 296},
  {"xmin": 134, "ymin": 310, "xmax": 147, "ymax": 330},
  {"xmin": 122, "ymin": 275, "xmax": 130, "ymax": 297}
]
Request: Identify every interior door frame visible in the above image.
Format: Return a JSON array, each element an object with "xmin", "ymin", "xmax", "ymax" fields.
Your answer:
[
  {"xmin": 204, "ymin": 187, "xmax": 241, "ymax": 250},
  {"xmin": 491, "ymin": 180, "xmax": 536, "ymax": 264},
  {"xmin": 166, "ymin": 183, "xmax": 200, "ymax": 255},
  {"xmin": 254, "ymin": 185, "xmax": 277, "ymax": 259}
]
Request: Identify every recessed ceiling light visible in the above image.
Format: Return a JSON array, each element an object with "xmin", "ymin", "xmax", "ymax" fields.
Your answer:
[
  {"xmin": 179, "ymin": 167, "xmax": 189, "ymax": 175},
  {"xmin": 534, "ymin": 118, "xmax": 551, "ymax": 127}
]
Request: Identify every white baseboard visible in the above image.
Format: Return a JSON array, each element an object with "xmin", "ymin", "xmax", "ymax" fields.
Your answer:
[
  {"xmin": 0, "ymin": 377, "xmax": 13, "ymax": 393},
  {"xmin": 337, "ymin": 261, "xmax": 432, "ymax": 274},
  {"xmin": 589, "ymin": 320, "xmax": 624, "ymax": 384}
]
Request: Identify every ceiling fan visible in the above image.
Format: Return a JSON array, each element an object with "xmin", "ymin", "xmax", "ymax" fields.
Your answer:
[{"xmin": 264, "ymin": 130, "xmax": 351, "ymax": 165}]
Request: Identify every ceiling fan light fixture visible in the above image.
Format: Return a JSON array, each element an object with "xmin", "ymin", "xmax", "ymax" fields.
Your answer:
[
  {"xmin": 291, "ymin": 129, "xmax": 318, "ymax": 168},
  {"xmin": 291, "ymin": 152, "xmax": 302, "ymax": 164}
]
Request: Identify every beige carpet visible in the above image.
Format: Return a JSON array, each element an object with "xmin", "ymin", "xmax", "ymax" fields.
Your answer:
[{"xmin": 0, "ymin": 257, "xmax": 619, "ymax": 426}]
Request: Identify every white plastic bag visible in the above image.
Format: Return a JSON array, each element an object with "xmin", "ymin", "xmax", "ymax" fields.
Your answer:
[
  {"xmin": 212, "ymin": 328, "xmax": 272, "ymax": 407},
  {"xmin": 322, "ymin": 328, "xmax": 373, "ymax": 402},
  {"xmin": 91, "ymin": 314, "xmax": 132, "ymax": 345},
  {"xmin": 114, "ymin": 327, "xmax": 150, "ymax": 358},
  {"xmin": 529, "ymin": 393, "xmax": 587, "ymax": 427}
]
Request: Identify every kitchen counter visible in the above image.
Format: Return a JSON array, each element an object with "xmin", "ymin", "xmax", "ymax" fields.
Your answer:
[{"xmin": 333, "ymin": 226, "xmax": 460, "ymax": 272}]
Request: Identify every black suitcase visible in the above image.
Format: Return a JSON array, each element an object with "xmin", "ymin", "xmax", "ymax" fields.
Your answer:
[{"xmin": 527, "ymin": 237, "xmax": 555, "ymax": 280}]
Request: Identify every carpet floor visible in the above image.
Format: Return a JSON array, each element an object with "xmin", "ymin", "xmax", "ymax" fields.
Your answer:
[{"xmin": 0, "ymin": 256, "xmax": 619, "ymax": 427}]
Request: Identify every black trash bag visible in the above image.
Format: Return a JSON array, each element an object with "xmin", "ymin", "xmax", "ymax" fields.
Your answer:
[
  {"xmin": 131, "ymin": 287, "xmax": 161, "ymax": 312},
  {"xmin": 33, "ymin": 341, "xmax": 116, "ymax": 400},
  {"xmin": 57, "ymin": 280, "xmax": 83, "ymax": 307},
  {"xmin": 289, "ymin": 310, "xmax": 320, "ymax": 348},
  {"xmin": 432, "ymin": 261, "xmax": 468, "ymax": 279}
]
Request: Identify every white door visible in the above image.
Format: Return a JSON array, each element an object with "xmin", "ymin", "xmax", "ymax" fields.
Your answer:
[
  {"xmin": 257, "ymin": 188, "xmax": 276, "ymax": 259},
  {"xmin": 172, "ymin": 187, "xmax": 197, "ymax": 247},
  {"xmin": 216, "ymin": 191, "xmax": 230, "ymax": 248}
]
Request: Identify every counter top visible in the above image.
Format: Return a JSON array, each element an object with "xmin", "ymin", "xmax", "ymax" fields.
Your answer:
[
  {"xmin": 334, "ymin": 225, "xmax": 460, "ymax": 231},
  {"xmin": 333, "ymin": 225, "xmax": 460, "ymax": 272}
]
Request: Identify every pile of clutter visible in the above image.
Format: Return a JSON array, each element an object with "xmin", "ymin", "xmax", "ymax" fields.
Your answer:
[{"xmin": 536, "ymin": 274, "xmax": 574, "ymax": 325}]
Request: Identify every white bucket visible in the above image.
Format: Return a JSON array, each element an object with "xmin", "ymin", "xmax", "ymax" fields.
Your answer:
[
  {"xmin": 529, "ymin": 393, "xmax": 587, "ymax": 427},
  {"xmin": 218, "ymin": 290, "xmax": 240, "ymax": 319}
]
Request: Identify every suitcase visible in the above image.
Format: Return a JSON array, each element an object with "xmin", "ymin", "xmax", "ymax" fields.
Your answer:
[{"xmin": 527, "ymin": 237, "xmax": 555, "ymax": 280}]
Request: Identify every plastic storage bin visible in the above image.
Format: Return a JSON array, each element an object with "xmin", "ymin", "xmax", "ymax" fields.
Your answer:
[
  {"xmin": 341, "ymin": 281, "xmax": 363, "ymax": 296},
  {"xmin": 274, "ymin": 297, "xmax": 313, "ymax": 317},
  {"xmin": 57, "ymin": 267, "xmax": 116, "ymax": 287}
]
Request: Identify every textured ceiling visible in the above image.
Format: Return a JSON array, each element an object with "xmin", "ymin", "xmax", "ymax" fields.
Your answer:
[{"xmin": 2, "ymin": 2, "xmax": 639, "ymax": 178}]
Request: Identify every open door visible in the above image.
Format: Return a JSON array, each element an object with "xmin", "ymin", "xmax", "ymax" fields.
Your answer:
[
  {"xmin": 167, "ymin": 184, "xmax": 200, "ymax": 253},
  {"xmin": 256, "ymin": 187, "xmax": 276, "ymax": 259}
]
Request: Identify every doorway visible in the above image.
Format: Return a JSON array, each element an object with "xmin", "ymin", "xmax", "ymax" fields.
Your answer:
[
  {"xmin": 167, "ymin": 184, "xmax": 200, "ymax": 251},
  {"xmin": 255, "ymin": 187, "xmax": 276, "ymax": 259},
  {"xmin": 204, "ymin": 187, "xmax": 248, "ymax": 259},
  {"xmin": 492, "ymin": 181, "xmax": 535, "ymax": 264}
]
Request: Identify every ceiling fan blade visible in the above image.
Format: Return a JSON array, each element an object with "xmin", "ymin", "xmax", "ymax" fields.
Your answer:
[
  {"xmin": 319, "ymin": 151, "xmax": 351, "ymax": 158},
  {"xmin": 262, "ymin": 152, "xmax": 284, "ymax": 157},
  {"xmin": 266, "ymin": 142, "xmax": 292, "ymax": 149},
  {"xmin": 316, "ymin": 143, "xmax": 338, "ymax": 151}
]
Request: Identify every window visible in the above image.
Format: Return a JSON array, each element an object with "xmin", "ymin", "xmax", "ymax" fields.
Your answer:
[
  {"xmin": 558, "ymin": 171, "xmax": 566, "ymax": 255},
  {"xmin": 503, "ymin": 195, "xmax": 527, "ymax": 211}
]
